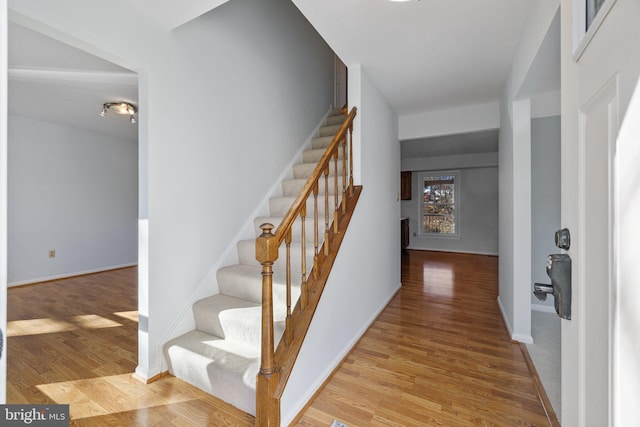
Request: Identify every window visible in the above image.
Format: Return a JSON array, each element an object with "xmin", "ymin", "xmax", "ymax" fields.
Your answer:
[
  {"xmin": 419, "ymin": 171, "xmax": 459, "ymax": 237},
  {"xmin": 586, "ymin": 0, "xmax": 606, "ymax": 30},
  {"xmin": 573, "ymin": 0, "xmax": 617, "ymax": 60}
]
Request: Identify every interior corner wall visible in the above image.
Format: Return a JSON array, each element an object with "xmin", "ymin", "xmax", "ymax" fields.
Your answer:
[
  {"xmin": 498, "ymin": 97, "xmax": 516, "ymax": 334},
  {"xmin": 7, "ymin": 114, "xmax": 138, "ymax": 285},
  {"xmin": 281, "ymin": 66, "xmax": 400, "ymax": 424},
  {"xmin": 498, "ymin": 0, "xmax": 559, "ymax": 343},
  {"xmin": 9, "ymin": 0, "xmax": 335, "ymax": 377},
  {"xmin": 531, "ymin": 115, "xmax": 561, "ymax": 308}
]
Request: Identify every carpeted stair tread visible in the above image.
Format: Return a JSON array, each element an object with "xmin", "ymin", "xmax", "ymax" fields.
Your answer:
[
  {"xmin": 319, "ymin": 123, "xmax": 342, "ymax": 137},
  {"xmin": 193, "ymin": 294, "xmax": 260, "ymax": 339},
  {"xmin": 293, "ymin": 161, "xmax": 340, "ymax": 179},
  {"xmin": 216, "ymin": 264, "xmax": 301, "ymax": 315},
  {"xmin": 163, "ymin": 330, "xmax": 259, "ymax": 415},
  {"xmin": 236, "ymin": 239, "xmax": 316, "ymax": 274},
  {"xmin": 311, "ymin": 136, "xmax": 334, "ymax": 150},
  {"xmin": 303, "ymin": 147, "xmax": 344, "ymax": 164},
  {"xmin": 326, "ymin": 114, "xmax": 347, "ymax": 126},
  {"xmin": 194, "ymin": 294, "xmax": 285, "ymax": 349},
  {"xmin": 253, "ymin": 215, "xmax": 334, "ymax": 241},
  {"xmin": 268, "ymin": 196, "xmax": 329, "ymax": 217},
  {"xmin": 281, "ymin": 175, "xmax": 345, "ymax": 197}
]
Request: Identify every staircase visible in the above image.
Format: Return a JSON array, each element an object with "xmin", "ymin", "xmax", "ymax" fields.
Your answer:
[{"xmin": 163, "ymin": 107, "xmax": 358, "ymax": 420}]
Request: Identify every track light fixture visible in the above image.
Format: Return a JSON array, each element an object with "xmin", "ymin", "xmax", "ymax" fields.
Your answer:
[{"xmin": 100, "ymin": 102, "xmax": 137, "ymax": 124}]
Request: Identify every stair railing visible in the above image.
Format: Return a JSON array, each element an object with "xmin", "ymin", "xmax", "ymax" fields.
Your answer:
[{"xmin": 255, "ymin": 107, "xmax": 358, "ymax": 426}]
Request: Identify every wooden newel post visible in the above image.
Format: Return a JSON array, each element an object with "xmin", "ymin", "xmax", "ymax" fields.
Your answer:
[{"xmin": 255, "ymin": 223, "xmax": 281, "ymax": 426}]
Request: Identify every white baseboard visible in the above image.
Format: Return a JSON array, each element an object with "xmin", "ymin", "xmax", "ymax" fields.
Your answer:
[
  {"xmin": 282, "ymin": 283, "xmax": 402, "ymax": 425},
  {"xmin": 8, "ymin": 263, "xmax": 137, "ymax": 287},
  {"xmin": 512, "ymin": 332, "xmax": 534, "ymax": 344},
  {"xmin": 406, "ymin": 247, "xmax": 498, "ymax": 257},
  {"xmin": 497, "ymin": 295, "xmax": 514, "ymax": 337},
  {"xmin": 496, "ymin": 296, "xmax": 533, "ymax": 344}
]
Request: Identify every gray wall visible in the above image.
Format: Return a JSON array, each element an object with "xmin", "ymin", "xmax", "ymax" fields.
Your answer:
[
  {"xmin": 531, "ymin": 115, "xmax": 561, "ymax": 307},
  {"xmin": 8, "ymin": 114, "xmax": 138, "ymax": 285},
  {"xmin": 401, "ymin": 153, "xmax": 499, "ymax": 255}
]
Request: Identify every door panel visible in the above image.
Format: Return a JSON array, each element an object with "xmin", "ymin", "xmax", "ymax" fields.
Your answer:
[
  {"xmin": 562, "ymin": 0, "xmax": 640, "ymax": 424},
  {"xmin": 578, "ymin": 77, "xmax": 617, "ymax": 426}
]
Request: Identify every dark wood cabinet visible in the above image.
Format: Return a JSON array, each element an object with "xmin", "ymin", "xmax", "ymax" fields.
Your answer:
[
  {"xmin": 401, "ymin": 171, "xmax": 411, "ymax": 200},
  {"xmin": 401, "ymin": 218, "xmax": 409, "ymax": 250}
]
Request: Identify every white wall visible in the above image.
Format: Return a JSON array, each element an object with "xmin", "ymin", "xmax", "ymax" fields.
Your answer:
[
  {"xmin": 497, "ymin": 0, "xmax": 559, "ymax": 343},
  {"xmin": 530, "ymin": 115, "xmax": 561, "ymax": 309},
  {"xmin": 401, "ymin": 156, "xmax": 498, "ymax": 255},
  {"xmin": 399, "ymin": 101, "xmax": 499, "ymax": 140},
  {"xmin": 281, "ymin": 65, "xmax": 401, "ymax": 424},
  {"xmin": 7, "ymin": 115, "xmax": 138, "ymax": 285},
  {"xmin": 8, "ymin": 0, "xmax": 336, "ymax": 378}
]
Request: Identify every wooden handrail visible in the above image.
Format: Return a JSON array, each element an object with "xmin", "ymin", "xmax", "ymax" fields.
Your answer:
[{"xmin": 255, "ymin": 107, "xmax": 358, "ymax": 425}]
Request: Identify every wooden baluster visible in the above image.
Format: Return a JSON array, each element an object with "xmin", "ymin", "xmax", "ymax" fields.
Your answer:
[
  {"xmin": 313, "ymin": 182, "xmax": 319, "ymax": 279},
  {"xmin": 285, "ymin": 229, "xmax": 292, "ymax": 345},
  {"xmin": 300, "ymin": 205, "xmax": 308, "ymax": 309},
  {"xmin": 324, "ymin": 167, "xmax": 330, "ymax": 256},
  {"xmin": 348, "ymin": 121, "xmax": 354, "ymax": 196},
  {"xmin": 255, "ymin": 223, "xmax": 281, "ymax": 427},
  {"xmin": 341, "ymin": 135, "xmax": 347, "ymax": 214},
  {"xmin": 333, "ymin": 150, "xmax": 339, "ymax": 234}
]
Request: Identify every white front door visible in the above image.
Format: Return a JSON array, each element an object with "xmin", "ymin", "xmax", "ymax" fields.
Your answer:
[
  {"xmin": 561, "ymin": 0, "xmax": 640, "ymax": 425},
  {"xmin": 0, "ymin": 0, "xmax": 8, "ymax": 402}
]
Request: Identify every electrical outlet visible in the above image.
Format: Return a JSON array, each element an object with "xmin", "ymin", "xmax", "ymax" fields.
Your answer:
[{"xmin": 49, "ymin": 250, "xmax": 56, "ymax": 258}]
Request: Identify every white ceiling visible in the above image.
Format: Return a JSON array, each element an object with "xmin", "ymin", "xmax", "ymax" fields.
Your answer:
[
  {"xmin": 8, "ymin": 0, "xmax": 559, "ymax": 147},
  {"xmin": 293, "ymin": 0, "xmax": 538, "ymax": 116},
  {"xmin": 8, "ymin": 21, "xmax": 138, "ymax": 142},
  {"xmin": 119, "ymin": 0, "xmax": 230, "ymax": 30}
]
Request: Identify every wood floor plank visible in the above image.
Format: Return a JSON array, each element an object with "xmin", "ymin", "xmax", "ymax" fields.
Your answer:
[
  {"xmin": 9, "ymin": 252, "xmax": 550, "ymax": 426},
  {"xmin": 294, "ymin": 250, "xmax": 550, "ymax": 426},
  {"xmin": 7, "ymin": 268, "xmax": 255, "ymax": 426}
]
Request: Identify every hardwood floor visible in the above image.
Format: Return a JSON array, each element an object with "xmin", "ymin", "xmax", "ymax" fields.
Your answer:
[
  {"xmin": 295, "ymin": 250, "xmax": 549, "ymax": 426},
  {"xmin": 6, "ymin": 268, "xmax": 255, "ymax": 426},
  {"xmin": 8, "ymin": 252, "xmax": 549, "ymax": 426}
]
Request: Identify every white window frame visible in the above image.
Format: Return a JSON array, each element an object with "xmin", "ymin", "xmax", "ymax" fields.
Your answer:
[
  {"xmin": 573, "ymin": 0, "xmax": 618, "ymax": 61},
  {"xmin": 418, "ymin": 170, "xmax": 460, "ymax": 239}
]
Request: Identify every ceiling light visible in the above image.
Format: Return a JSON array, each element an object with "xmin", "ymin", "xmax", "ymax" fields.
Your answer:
[{"xmin": 100, "ymin": 102, "xmax": 137, "ymax": 124}]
